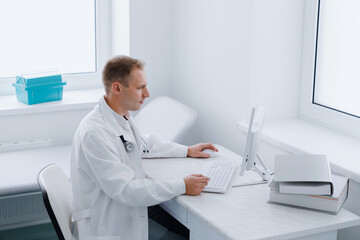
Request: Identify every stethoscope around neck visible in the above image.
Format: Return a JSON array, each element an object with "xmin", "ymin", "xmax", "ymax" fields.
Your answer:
[{"xmin": 119, "ymin": 135, "xmax": 149, "ymax": 153}]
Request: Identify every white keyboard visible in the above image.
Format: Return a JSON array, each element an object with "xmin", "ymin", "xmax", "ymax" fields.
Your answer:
[{"xmin": 202, "ymin": 160, "xmax": 237, "ymax": 193}]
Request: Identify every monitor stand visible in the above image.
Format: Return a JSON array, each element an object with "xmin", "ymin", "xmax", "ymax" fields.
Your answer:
[{"xmin": 232, "ymin": 154, "xmax": 272, "ymax": 187}]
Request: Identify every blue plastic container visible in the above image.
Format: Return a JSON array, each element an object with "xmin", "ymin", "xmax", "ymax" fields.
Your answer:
[{"xmin": 12, "ymin": 73, "xmax": 66, "ymax": 105}]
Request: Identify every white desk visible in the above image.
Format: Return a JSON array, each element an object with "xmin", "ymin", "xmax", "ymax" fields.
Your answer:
[
  {"xmin": 0, "ymin": 145, "xmax": 360, "ymax": 239},
  {"xmin": 143, "ymin": 146, "xmax": 360, "ymax": 240}
]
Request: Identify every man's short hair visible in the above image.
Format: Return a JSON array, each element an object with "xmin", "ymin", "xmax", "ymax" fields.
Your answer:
[{"xmin": 102, "ymin": 55, "xmax": 145, "ymax": 95}]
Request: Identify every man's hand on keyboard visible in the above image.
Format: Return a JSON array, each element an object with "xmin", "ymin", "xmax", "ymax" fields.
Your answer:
[{"xmin": 183, "ymin": 174, "xmax": 210, "ymax": 196}]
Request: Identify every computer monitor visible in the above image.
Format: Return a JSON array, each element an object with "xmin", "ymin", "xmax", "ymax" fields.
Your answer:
[{"xmin": 233, "ymin": 106, "xmax": 271, "ymax": 187}]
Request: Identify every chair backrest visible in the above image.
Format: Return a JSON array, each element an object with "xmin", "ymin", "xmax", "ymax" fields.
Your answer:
[
  {"xmin": 37, "ymin": 164, "xmax": 74, "ymax": 240},
  {"xmin": 135, "ymin": 96, "xmax": 197, "ymax": 143}
]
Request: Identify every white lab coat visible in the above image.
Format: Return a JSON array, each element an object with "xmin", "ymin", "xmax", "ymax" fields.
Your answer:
[{"xmin": 70, "ymin": 97, "xmax": 188, "ymax": 240}]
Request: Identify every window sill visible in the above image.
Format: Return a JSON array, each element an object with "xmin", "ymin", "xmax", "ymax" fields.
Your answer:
[
  {"xmin": 0, "ymin": 88, "xmax": 104, "ymax": 116},
  {"xmin": 260, "ymin": 118, "xmax": 360, "ymax": 183}
]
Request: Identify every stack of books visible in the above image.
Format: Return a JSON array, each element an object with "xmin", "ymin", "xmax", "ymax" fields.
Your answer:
[{"xmin": 268, "ymin": 154, "xmax": 349, "ymax": 214}]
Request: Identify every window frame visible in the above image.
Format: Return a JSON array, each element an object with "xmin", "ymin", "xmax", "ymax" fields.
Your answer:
[
  {"xmin": 0, "ymin": 0, "xmax": 122, "ymax": 95},
  {"xmin": 299, "ymin": 0, "xmax": 360, "ymax": 139}
]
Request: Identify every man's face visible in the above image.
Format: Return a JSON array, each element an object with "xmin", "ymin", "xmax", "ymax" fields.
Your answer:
[{"xmin": 120, "ymin": 68, "xmax": 150, "ymax": 111}]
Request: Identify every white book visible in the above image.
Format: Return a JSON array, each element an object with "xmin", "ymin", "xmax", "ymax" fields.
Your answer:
[
  {"xmin": 268, "ymin": 175, "xmax": 349, "ymax": 214},
  {"xmin": 274, "ymin": 154, "xmax": 333, "ymax": 195},
  {"xmin": 278, "ymin": 182, "xmax": 332, "ymax": 195}
]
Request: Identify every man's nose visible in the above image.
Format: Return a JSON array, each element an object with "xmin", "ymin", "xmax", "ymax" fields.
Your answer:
[{"xmin": 144, "ymin": 87, "xmax": 150, "ymax": 98}]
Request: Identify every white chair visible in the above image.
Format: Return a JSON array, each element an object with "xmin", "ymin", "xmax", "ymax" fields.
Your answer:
[
  {"xmin": 37, "ymin": 164, "xmax": 74, "ymax": 240},
  {"xmin": 135, "ymin": 96, "xmax": 197, "ymax": 143}
]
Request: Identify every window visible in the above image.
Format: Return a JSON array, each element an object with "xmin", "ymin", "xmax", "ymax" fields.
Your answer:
[
  {"xmin": 0, "ymin": 0, "xmax": 129, "ymax": 95},
  {"xmin": 313, "ymin": 0, "xmax": 360, "ymax": 119},
  {"xmin": 0, "ymin": 0, "xmax": 96, "ymax": 79},
  {"xmin": 300, "ymin": 0, "xmax": 360, "ymax": 139}
]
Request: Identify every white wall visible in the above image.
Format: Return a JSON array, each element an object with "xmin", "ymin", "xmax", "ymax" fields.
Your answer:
[
  {"xmin": 0, "ymin": 110, "xmax": 90, "ymax": 146},
  {"xmin": 250, "ymin": 0, "xmax": 303, "ymax": 121},
  {"xmin": 171, "ymin": 0, "xmax": 252, "ymax": 153},
  {"xmin": 129, "ymin": 0, "xmax": 174, "ymax": 102},
  {"xmin": 170, "ymin": 0, "xmax": 304, "ymax": 156}
]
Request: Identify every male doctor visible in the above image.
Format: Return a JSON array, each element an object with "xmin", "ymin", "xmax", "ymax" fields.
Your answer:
[{"xmin": 71, "ymin": 55, "xmax": 217, "ymax": 240}]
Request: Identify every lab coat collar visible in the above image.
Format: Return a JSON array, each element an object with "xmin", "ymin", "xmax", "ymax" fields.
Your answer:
[
  {"xmin": 98, "ymin": 96, "xmax": 142, "ymax": 149},
  {"xmin": 111, "ymin": 106, "xmax": 130, "ymax": 128},
  {"xmin": 99, "ymin": 96, "xmax": 127, "ymax": 137}
]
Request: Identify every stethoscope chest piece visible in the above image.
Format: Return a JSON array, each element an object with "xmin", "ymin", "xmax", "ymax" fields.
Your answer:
[
  {"xmin": 124, "ymin": 142, "xmax": 134, "ymax": 153},
  {"xmin": 120, "ymin": 135, "xmax": 135, "ymax": 153}
]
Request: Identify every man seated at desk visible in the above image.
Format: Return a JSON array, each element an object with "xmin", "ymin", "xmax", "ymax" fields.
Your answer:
[{"xmin": 71, "ymin": 55, "xmax": 216, "ymax": 240}]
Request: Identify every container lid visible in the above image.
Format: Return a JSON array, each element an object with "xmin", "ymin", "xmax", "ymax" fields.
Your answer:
[{"xmin": 16, "ymin": 70, "xmax": 63, "ymax": 86}]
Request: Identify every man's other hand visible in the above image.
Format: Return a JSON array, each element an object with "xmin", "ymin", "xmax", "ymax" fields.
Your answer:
[
  {"xmin": 183, "ymin": 174, "xmax": 210, "ymax": 196},
  {"xmin": 187, "ymin": 143, "xmax": 218, "ymax": 158}
]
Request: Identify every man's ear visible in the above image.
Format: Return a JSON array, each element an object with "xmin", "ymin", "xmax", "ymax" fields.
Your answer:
[{"xmin": 112, "ymin": 82, "xmax": 122, "ymax": 95}]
